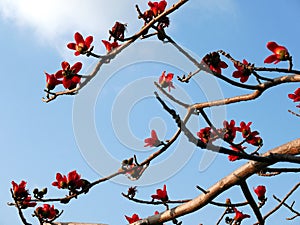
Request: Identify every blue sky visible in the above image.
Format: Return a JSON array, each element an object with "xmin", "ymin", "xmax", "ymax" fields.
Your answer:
[{"xmin": 0, "ymin": 1, "xmax": 299, "ymax": 225}]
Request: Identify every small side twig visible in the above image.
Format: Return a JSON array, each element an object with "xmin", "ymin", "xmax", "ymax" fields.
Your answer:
[{"xmin": 273, "ymin": 195, "xmax": 300, "ymax": 220}]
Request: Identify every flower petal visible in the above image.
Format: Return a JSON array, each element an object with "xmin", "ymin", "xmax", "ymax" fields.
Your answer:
[
  {"xmin": 266, "ymin": 41, "xmax": 279, "ymax": 52},
  {"xmin": 61, "ymin": 61, "xmax": 70, "ymax": 70},
  {"xmin": 71, "ymin": 62, "xmax": 83, "ymax": 74},
  {"xmin": 85, "ymin": 36, "xmax": 93, "ymax": 48},
  {"xmin": 264, "ymin": 55, "xmax": 277, "ymax": 64},
  {"xmin": 67, "ymin": 43, "xmax": 76, "ymax": 50},
  {"xmin": 74, "ymin": 32, "xmax": 84, "ymax": 45}
]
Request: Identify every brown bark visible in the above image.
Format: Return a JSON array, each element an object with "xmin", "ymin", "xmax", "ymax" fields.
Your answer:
[{"xmin": 132, "ymin": 138, "xmax": 300, "ymax": 225}]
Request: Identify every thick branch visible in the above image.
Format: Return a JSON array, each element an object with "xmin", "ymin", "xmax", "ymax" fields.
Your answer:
[{"xmin": 131, "ymin": 139, "xmax": 300, "ymax": 225}]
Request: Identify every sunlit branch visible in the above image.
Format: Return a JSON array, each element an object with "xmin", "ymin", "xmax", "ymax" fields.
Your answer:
[{"xmin": 131, "ymin": 140, "xmax": 300, "ymax": 225}]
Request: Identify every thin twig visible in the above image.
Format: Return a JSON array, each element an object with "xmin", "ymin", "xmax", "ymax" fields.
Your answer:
[
  {"xmin": 273, "ymin": 195, "xmax": 300, "ymax": 220},
  {"xmin": 261, "ymin": 182, "xmax": 300, "ymax": 223}
]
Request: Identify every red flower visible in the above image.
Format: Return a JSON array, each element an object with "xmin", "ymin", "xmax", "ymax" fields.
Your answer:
[
  {"xmin": 151, "ymin": 184, "xmax": 168, "ymax": 201},
  {"xmin": 109, "ymin": 22, "xmax": 127, "ymax": 41},
  {"xmin": 197, "ymin": 127, "xmax": 211, "ymax": 144},
  {"xmin": 254, "ymin": 185, "xmax": 266, "ymax": 201},
  {"xmin": 237, "ymin": 121, "xmax": 263, "ymax": 146},
  {"xmin": 45, "ymin": 72, "xmax": 62, "ymax": 90},
  {"xmin": 125, "ymin": 213, "xmax": 141, "ymax": 224},
  {"xmin": 144, "ymin": 130, "xmax": 161, "ymax": 147},
  {"xmin": 67, "ymin": 170, "xmax": 83, "ymax": 189},
  {"xmin": 223, "ymin": 120, "xmax": 237, "ymax": 143},
  {"xmin": 159, "ymin": 71, "xmax": 175, "ymax": 92},
  {"xmin": 22, "ymin": 196, "xmax": 37, "ymax": 208},
  {"xmin": 54, "ymin": 61, "xmax": 82, "ymax": 89},
  {"xmin": 52, "ymin": 170, "xmax": 83, "ymax": 190},
  {"xmin": 202, "ymin": 52, "xmax": 228, "ymax": 74},
  {"xmin": 264, "ymin": 41, "xmax": 290, "ymax": 64},
  {"xmin": 11, "ymin": 180, "xmax": 29, "ymax": 199},
  {"xmin": 233, "ymin": 207, "xmax": 250, "ymax": 222},
  {"xmin": 288, "ymin": 88, "xmax": 300, "ymax": 107},
  {"xmin": 67, "ymin": 32, "xmax": 93, "ymax": 56},
  {"xmin": 102, "ymin": 40, "xmax": 120, "ymax": 52},
  {"xmin": 148, "ymin": 0, "xmax": 167, "ymax": 17},
  {"xmin": 35, "ymin": 204, "xmax": 58, "ymax": 220},
  {"xmin": 232, "ymin": 59, "xmax": 252, "ymax": 83},
  {"xmin": 228, "ymin": 145, "xmax": 245, "ymax": 162},
  {"xmin": 52, "ymin": 173, "xmax": 68, "ymax": 189}
]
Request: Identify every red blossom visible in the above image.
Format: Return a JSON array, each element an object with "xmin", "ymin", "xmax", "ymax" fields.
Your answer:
[
  {"xmin": 223, "ymin": 120, "xmax": 237, "ymax": 143},
  {"xmin": 35, "ymin": 204, "xmax": 58, "ymax": 220},
  {"xmin": 54, "ymin": 61, "xmax": 82, "ymax": 89},
  {"xmin": 237, "ymin": 121, "xmax": 263, "ymax": 146},
  {"xmin": 264, "ymin": 41, "xmax": 290, "ymax": 64},
  {"xmin": 151, "ymin": 184, "xmax": 168, "ymax": 201},
  {"xmin": 233, "ymin": 207, "xmax": 250, "ymax": 222},
  {"xmin": 102, "ymin": 40, "xmax": 120, "ymax": 52},
  {"xmin": 52, "ymin": 170, "xmax": 83, "ymax": 190},
  {"xmin": 159, "ymin": 71, "xmax": 175, "ymax": 92},
  {"xmin": 232, "ymin": 59, "xmax": 252, "ymax": 83},
  {"xmin": 12, "ymin": 180, "xmax": 29, "ymax": 199},
  {"xmin": 45, "ymin": 73, "xmax": 62, "ymax": 90},
  {"xmin": 67, "ymin": 170, "xmax": 84, "ymax": 189},
  {"xmin": 22, "ymin": 196, "xmax": 37, "ymax": 208},
  {"xmin": 52, "ymin": 173, "xmax": 68, "ymax": 189},
  {"xmin": 288, "ymin": 88, "xmax": 300, "ymax": 108},
  {"xmin": 109, "ymin": 22, "xmax": 127, "ymax": 41},
  {"xmin": 67, "ymin": 32, "xmax": 93, "ymax": 56},
  {"xmin": 125, "ymin": 213, "xmax": 141, "ymax": 224},
  {"xmin": 144, "ymin": 130, "xmax": 161, "ymax": 147},
  {"xmin": 254, "ymin": 185, "xmax": 266, "ymax": 201},
  {"xmin": 202, "ymin": 52, "xmax": 228, "ymax": 74},
  {"xmin": 127, "ymin": 186, "xmax": 137, "ymax": 198},
  {"xmin": 197, "ymin": 127, "xmax": 211, "ymax": 144},
  {"xmin": 228, "ymin": 145, "xmax": 245, "ymax": 162},
  {"xmin": 148, "ymin": 0, "xmax": 167, "ymax": 16}
]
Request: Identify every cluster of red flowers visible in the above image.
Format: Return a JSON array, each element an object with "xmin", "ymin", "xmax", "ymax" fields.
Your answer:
[
  {"xmin": 201, "ymin": 41, "xmax": 290, "ymax": 84},
  {"xmin": 196, "ymin": 120, "xmax": 262, "ymax": 161},
  {"xmin": 45, "ymin": 61, "xmax": 82, "ymax": 90},
  {"xmin": 11, "ymin": 180, "xmax": 37, "ymax": 208},
  {"xmin": 34, "ymin": 204, "xmax": 58, "ymax": 221},
  {"xmin": 142, "ymin": 0, "xmax": 167, "ymax": 22},
  {"xmin": 52, "ymin": 170, "xmax": 86, "ymax": 192}
]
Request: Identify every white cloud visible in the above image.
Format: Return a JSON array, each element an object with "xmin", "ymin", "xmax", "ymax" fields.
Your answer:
[
  {"xmin": 0, "ymin": 0, "xmax": 144, "ymax": 48},
  {"xmin": 0, "ymin": 0, "xmax": 237, "ymax": 55}
]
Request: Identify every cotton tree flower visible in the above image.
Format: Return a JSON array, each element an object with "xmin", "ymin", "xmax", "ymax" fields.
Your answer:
[
  {"xmin": 102, "ymin": 40, "xmax": 120, "ymax": 52},
  {"xmin": 264, "ymin": 41, "xmax": 290, "ymax": 64},
  {"xmin": 232, "ymin": 59, "xmax": 252, "ymax": 83},
  {"xmin": 67, "ymin": 32, "xmax": 93, "ymax": 56},
  {"xmin": 233, "ymin": 207, "xmax": 250, "ymax": 223},
  {"xmin": 254, "ymin": 185, "xmax": 266, "ymax": 201},
  {"xmin": 159, "ymin": 71, "xmax": 175, "ymax": 92},
  {"xmin": 54, "ymin": 61, "xmax": 82, "ymax": 90},
  {"xmin": 151, "ymin": 184, "xmax": 168, "ymax": 201},
  {"xmin": 144, "ymin": 130, "xmax": 162, "ymax": 147},
  {"xmin": 288, "ymin": 88, "xmax": 300, "ymax": 107},
  {"xmin": 125, "ymin": 213, "xmax": 141, "ymax": 223}
]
